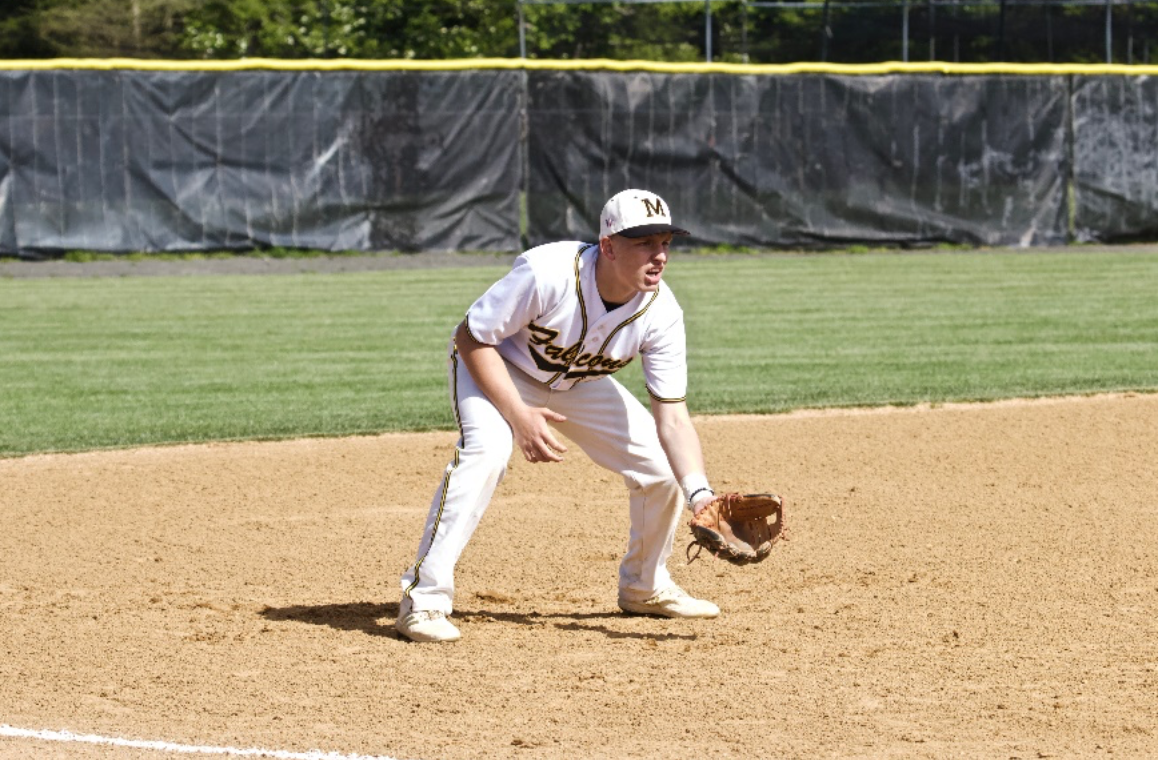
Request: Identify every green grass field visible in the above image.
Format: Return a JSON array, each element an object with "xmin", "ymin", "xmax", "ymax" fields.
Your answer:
[{"xmin": 2, "ymin": 248, "xmax": 1157, "ymax": 458}]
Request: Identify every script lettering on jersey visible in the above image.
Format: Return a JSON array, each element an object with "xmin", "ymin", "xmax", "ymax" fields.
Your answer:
[{"xmin": 526, "ymin": 322, "xmax": 633, "ymax": 380}]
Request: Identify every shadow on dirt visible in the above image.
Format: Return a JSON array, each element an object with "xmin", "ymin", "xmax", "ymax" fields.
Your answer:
[{"xmin": 260, "ymin": 602, "xmax": 697, "ymax": 641}]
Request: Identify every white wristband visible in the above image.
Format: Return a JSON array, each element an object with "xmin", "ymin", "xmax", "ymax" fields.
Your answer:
[{"xmin": 681, "ymin": 474, "xmax": 714, "ymax": 509}]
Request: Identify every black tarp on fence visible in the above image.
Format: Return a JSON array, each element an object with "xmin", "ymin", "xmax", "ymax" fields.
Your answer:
[
  {"xmin": 525, "ymin": 71, "xmax": 1071, "ymax": 248},
  {"xmin": 1071, "ymin": 75, "xmax": 1158, "ymax": 243},
  {"xmin": 0, "ymin": 69, "xmax": 523, "ymax": 257},
  {"xmin": 1, "ymin": 64, "xmax": 1156, "ymax": 259}
]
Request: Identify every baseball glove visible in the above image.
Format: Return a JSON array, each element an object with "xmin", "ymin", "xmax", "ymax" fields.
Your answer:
[{"xmin": 687, "ymin": 492, "xmax": 786, "ymax": 566}]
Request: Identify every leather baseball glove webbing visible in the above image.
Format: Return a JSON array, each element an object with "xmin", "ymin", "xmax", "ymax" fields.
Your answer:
[{"xmin": 687, "ymin": 492, "xmax": 787, "ymax": 566}]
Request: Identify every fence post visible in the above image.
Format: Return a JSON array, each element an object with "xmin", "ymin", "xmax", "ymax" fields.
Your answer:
[
  {"xmin": 821, "ymin": 0, "xmax": 832, "ymax": 61},
  {"xmin": 518, "ymin": 0, "xmax": 526, "ymax": 58},
  {"xmin": 997, "ymin": 0, "xmax": 1007, "ymax": 60},
  {"xmin": 1105, "ymin": 0, "xmax": 1113, "ymax": 63},
  {"xmin": 928, "ymin": 0, "xmax": 936, "ymax": 61},
  {"xmin": 740, "ymin": 0, "xmax": 749, "ymax": 62},
  {"xmin": 903, "ymin": 0, "xmax": 910, "ymax": 62},
  {"xmin": 705, "ymin": 0, "xmax": 713, "ymax": 62}
]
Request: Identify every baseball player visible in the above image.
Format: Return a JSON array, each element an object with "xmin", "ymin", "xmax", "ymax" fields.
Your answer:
[{"xmin": 396, "ymin": 189, "xmax": 724, "ymax": 643}]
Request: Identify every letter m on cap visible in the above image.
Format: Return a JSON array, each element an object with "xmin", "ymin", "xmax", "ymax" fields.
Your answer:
[{"xmin": 641, "ymin": 198, "xmax": 665, "ymax": 218}]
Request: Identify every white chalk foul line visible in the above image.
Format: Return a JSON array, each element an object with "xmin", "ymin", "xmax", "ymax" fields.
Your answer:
[{"xmin": 0, "ymin": 725, "xmax": 402, "ymax": 760}]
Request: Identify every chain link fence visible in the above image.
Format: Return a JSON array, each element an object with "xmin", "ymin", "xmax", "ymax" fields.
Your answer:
[{"xmin": 518, "ymin": 0, "xmax": 1158, "ymax": 64}]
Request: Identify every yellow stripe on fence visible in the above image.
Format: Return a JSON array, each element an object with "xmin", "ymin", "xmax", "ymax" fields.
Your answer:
[{"xmin": 3, "ymin": 57, "xmax": 1158, "ymax": 76}]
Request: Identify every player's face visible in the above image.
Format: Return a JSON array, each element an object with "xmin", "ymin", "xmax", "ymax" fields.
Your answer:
[{"xmin": 601, "ymin": 232, "xmax": 672, "ymax": 300}]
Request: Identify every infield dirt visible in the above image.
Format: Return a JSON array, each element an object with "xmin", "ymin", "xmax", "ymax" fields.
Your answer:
[{"xmin": 2, "ymin": 393, "xmax": 1156, "ymax": 759}]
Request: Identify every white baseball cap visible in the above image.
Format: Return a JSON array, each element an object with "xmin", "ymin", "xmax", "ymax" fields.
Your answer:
[{"xmin": 599, "ymin": 189, "xmax": 690, "ymax": 239}]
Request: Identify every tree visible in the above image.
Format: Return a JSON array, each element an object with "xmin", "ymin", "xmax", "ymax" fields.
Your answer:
[
  {"xmin": 522, "ymin": 1, "xmax": 760, "ymax": 61},
  {"xmin": 178, "ymin": 0, "xmax": 522, "ymax": 59},
  {"xmin": 2, "ymin": 0, "xmax": 1155, "ymax": 65},
  {"xmin": 181, "ymin": 0, "xmax": 364, "ymax": 58},
  {"xmin": 36, "ymin": 0, "xmax": 197, "ymax": 58},
  {"xmin": 1, "ymin": 0, "xmax": 59, "ymax": 57}
]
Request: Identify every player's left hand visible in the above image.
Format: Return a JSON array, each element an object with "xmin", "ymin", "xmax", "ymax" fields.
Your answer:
[{"xmin": 687, "ymin": 492, "xmax": 786, "ymax": 565}]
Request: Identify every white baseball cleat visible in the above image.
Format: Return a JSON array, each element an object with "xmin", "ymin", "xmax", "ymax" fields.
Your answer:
[
  {"xmin": 617, "ymin": 586, "xmax": 720, "ymax": 619},
  {"xmin": 395, "ymin": 609, "xmax": 462, "ymax": 643}
]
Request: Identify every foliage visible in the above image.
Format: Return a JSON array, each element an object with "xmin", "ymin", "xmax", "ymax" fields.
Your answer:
[
  {"xmin": 522, "ymin": 2, "xmax": 707, "ymax": 61},
  {"xmin": 0, "ymin": 0, "xmax": 55, "ymax": 57},
  {"xmin": 35, "ymin": 0, "xmax": 197, "ymax": 58},
  {"xmin": 178, "ymin": 0, "xmax": 357, "ymax": 59},
  {"xmin": 0, "ymin": 0, "xmax": 1153, "ymax": 63},
  {"xmin": 3, "ymin": 1, "xmax": 1158, "ymax": 68},
  {"xmin": 1, "ymin": 0, "xmax": 525, "ymax": 60}
]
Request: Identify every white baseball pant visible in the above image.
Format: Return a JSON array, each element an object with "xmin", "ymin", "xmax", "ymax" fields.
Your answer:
[{"xmin": 400, "ymin": 340, "xmax": 684, "ymax": 613}]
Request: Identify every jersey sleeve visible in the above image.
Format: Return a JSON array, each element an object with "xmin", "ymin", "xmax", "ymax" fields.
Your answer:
[
  {"xmin": 640, "ymin": 304, "xmax": 688, "ymax": 403},
  {"xmin": 463, "ymin": 255, "xmax": 542, "ymax": 346}
]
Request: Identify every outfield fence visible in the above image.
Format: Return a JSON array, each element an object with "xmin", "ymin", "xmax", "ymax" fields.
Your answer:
[{"xmin": 2, "ymin": 59, "xmax": 1157, "ymax": 258}]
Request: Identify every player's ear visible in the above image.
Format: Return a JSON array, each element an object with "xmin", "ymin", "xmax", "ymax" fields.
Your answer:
[{"xmin": 599, "ymin": 236, "xmax": 616, "ymax": 259}]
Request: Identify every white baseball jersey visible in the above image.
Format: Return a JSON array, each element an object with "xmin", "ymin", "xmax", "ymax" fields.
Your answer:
[{"xmin": 462, "ymin": 241, "xmax": 688, "ymax": 402}]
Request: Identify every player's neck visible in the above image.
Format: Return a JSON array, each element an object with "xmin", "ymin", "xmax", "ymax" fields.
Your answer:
[{"xmin": 601, "ymin": 295, "xmax": 627, "ymax": 312}]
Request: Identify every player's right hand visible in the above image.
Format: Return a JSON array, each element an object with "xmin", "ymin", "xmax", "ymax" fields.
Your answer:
[{"xmin": 511, "ymin": 406, "xmax": 567, "ymax": 463}]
